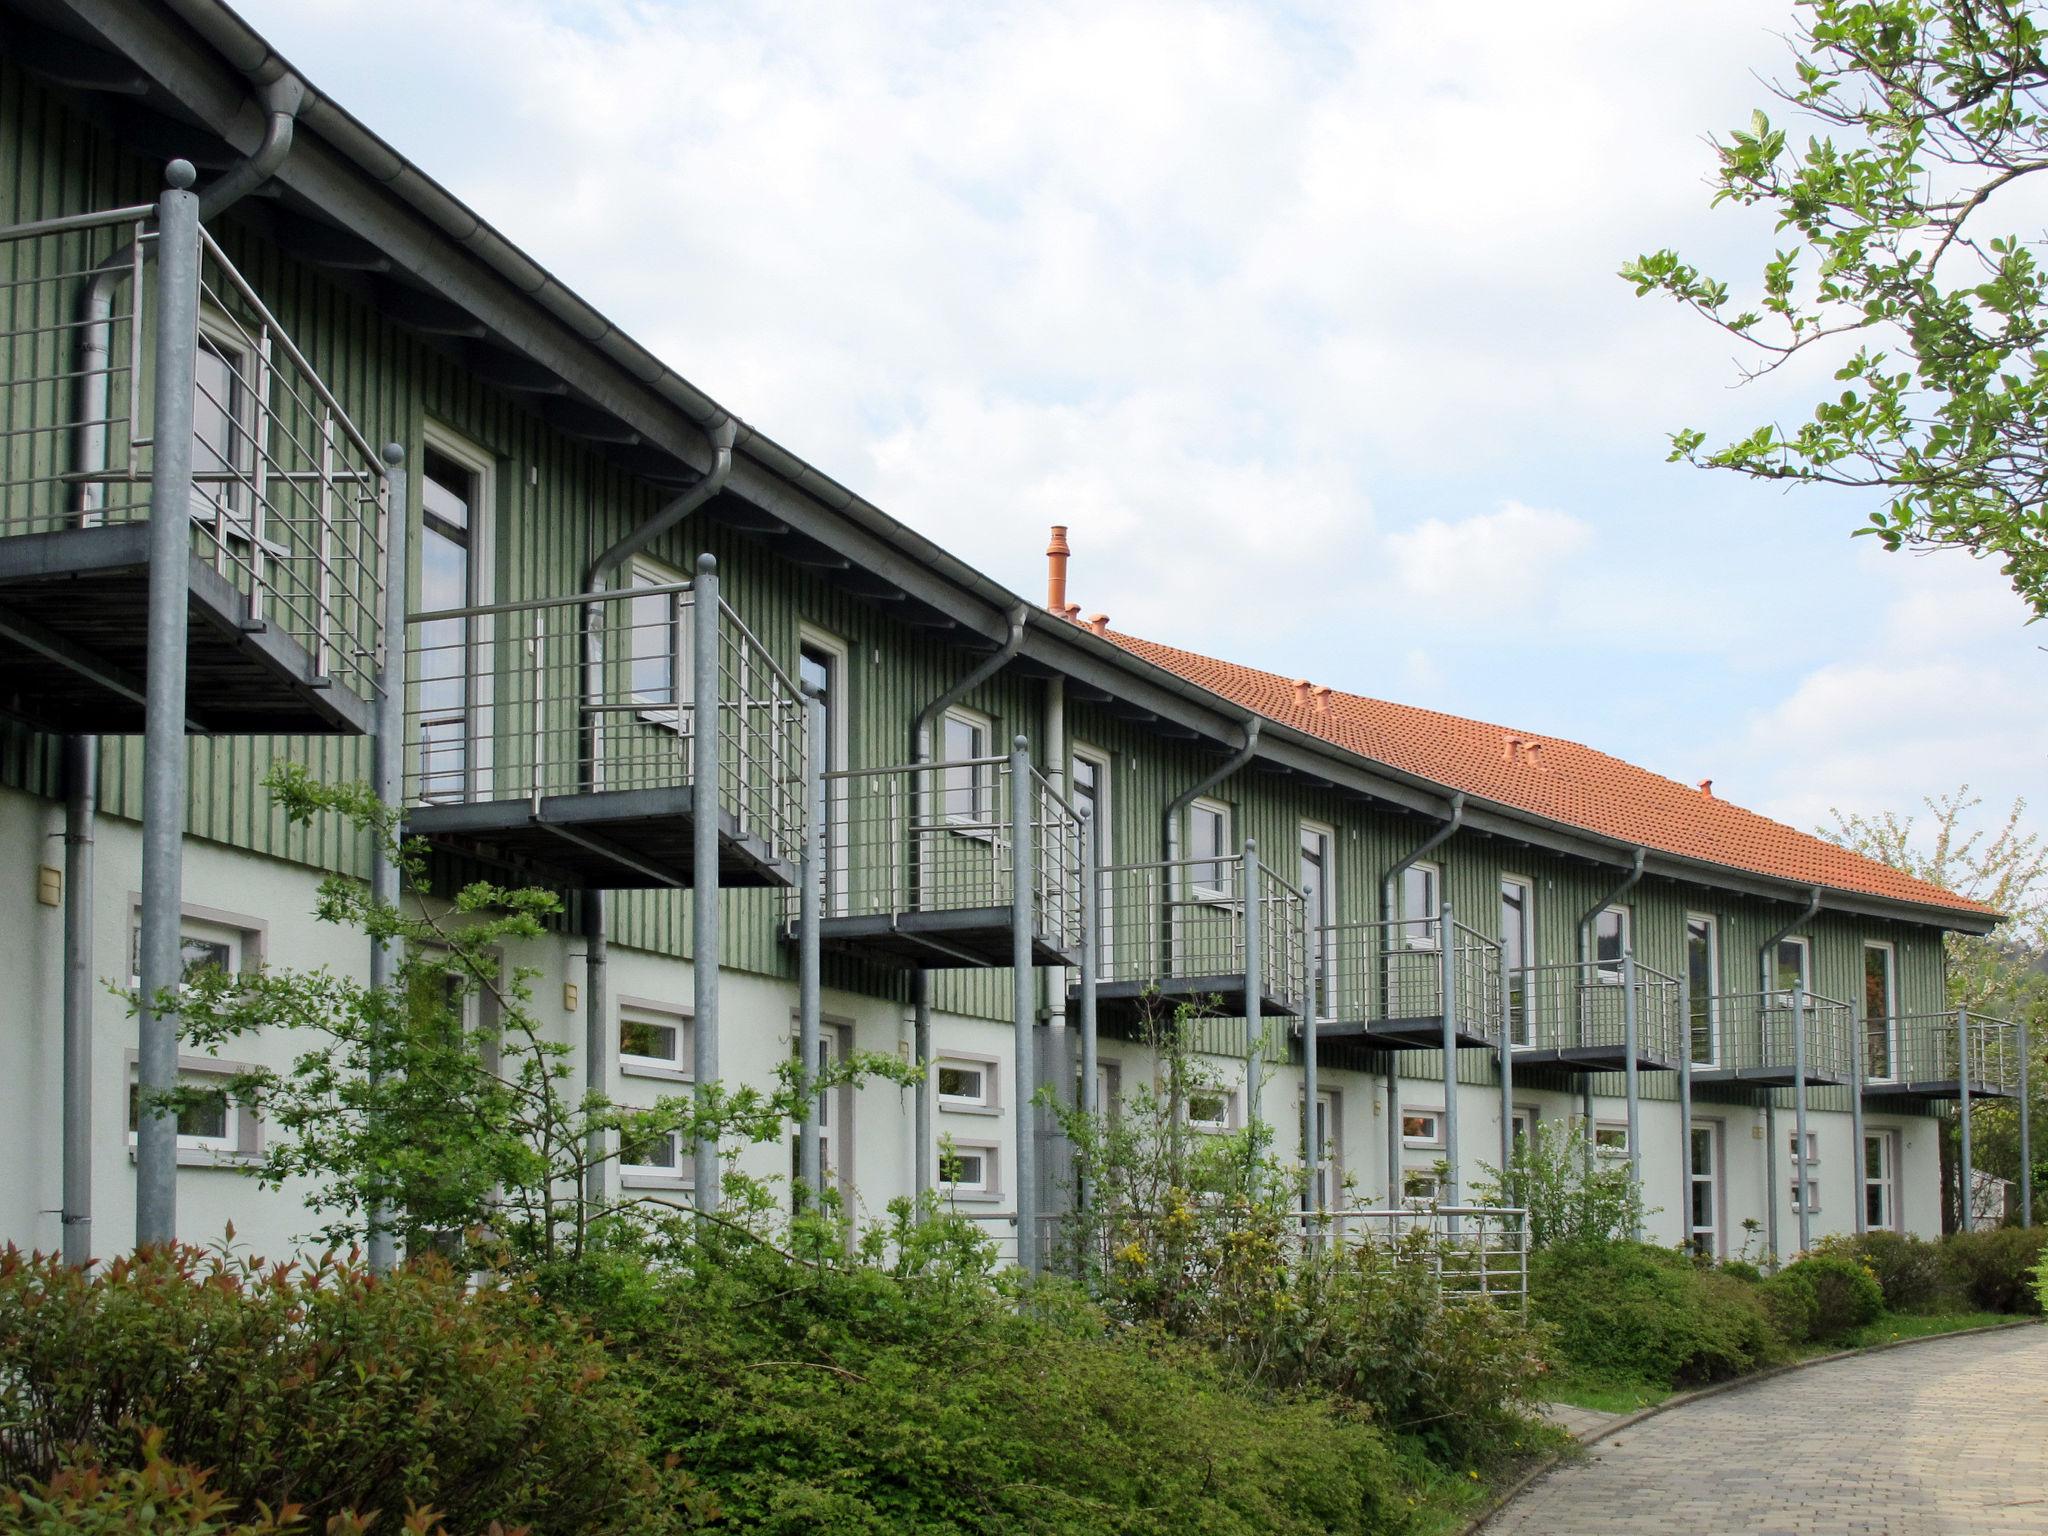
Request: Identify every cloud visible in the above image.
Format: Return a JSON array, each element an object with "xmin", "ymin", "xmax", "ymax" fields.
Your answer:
[{"xmin": 1384, "ymin": 501, "xmax": 1592, "ymax": 608}]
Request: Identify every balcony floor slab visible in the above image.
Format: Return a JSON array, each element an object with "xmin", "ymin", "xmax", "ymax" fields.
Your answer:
[
  {"xmin": 814, "ymin": 908, "xmax": 1076, "ymax": 970},
  {"xmin": 1315, "ymin": 1015, "xmax": 1497, "ymax": 1052},
  {"xmin": 1076, "ymin": 974, "xmax": 1302, "ymax": 1028},
  {"xmin": 1863, "ymin": 1079, "xmax": 2019, "ymax": 1102},
  {"xmin": 1509, "ymin": 1045, "xmax": 1681, "ymax": 1074},
  {"xmin": 0, "ymin": 524, "xmax": 373, "ymax": 735},
  {"xmin": 1690, "ymin": 1065, "xmax": 1849, "ymax": 1089}
]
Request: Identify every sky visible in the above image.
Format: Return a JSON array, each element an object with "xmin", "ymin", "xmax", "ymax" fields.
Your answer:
[{"xmin": 239, "ymin": 0, "xmax": 2046, "ymax": 841}]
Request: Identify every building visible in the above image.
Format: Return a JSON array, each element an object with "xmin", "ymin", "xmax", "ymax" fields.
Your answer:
[{"xmin": 0, "ymin": 0, "xmax": 2031, "ymax": 1272}]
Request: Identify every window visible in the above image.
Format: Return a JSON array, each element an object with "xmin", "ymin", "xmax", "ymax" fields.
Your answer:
[
  {"xmin": 128, "ymin": 910, "xmax": 258, "ymax": 993},
  {"xmin": 938, "ymin": 1140, "xmax": 998, "ymax": 1197},
  {"xmin": 1593, "ymin": 906, "xmax": 1630, "ymax": 983},
  {"xmin": 1770, "ymin": 936, "xmax": 1811, "ymax": 1000},
  {"xmin": 1186, "ymin": 1087, "xmax": 1236, "ymax": 1133},
  {"xmin": 128, "ymin": 1071, "xmax": 233, "ymax": 1152},
  {"xmin": 416, "ymin": 440, "xmax": 490, "ymax": 802},
  {"xmin": 190, "ymin": 327, "xmax": 259, "ymax": 549},
  {"xmin": 1402, "ymin": 1168, "xmax": 1442, "ymax": 1205},
  {"xmin": 1687, "ymin": 913, "xmax": 1720, "ymax": 1066},
  {"xmin": 936, "ymin": 1056, "xmax": 996, "ymax": 1112},
  {"xmin": 1071, "ymin": 747, "xmax": 1113, "ymax": 964},
  {"xmin": 620, "ymin": 1129, "xmax": 684, "ymax": 1183},
  {"xmin": 1301, "ymin": 825, "xmax": 1335, "ymax": 1017},
  {"xmin": 1689, "ymin": 1122, "xmax": 1722, "ymax": 1258},
  {"xmin": 800, "ymin": 634, "xmax": 847, "ymax": 911},
  {"xmin": 1501, "ymin": 876, "xmax": 1534, "ymax": 1045},
  {"xmin": 1082, "ymin": 1057, "xmax": 1123, "ymax": 1121},
  {"xmin": 1302, "ymin": 1090, "xmax": 1340, "ymax": 1210},
  {"xmin": 1510, "ymin": 1106, "xmax": 1538, "ymax": 1149},
  {"xmin": 941, "ymin": 709, "xmax": 993, "ymax": 827},
  {"xmin": 627, "ymin": 559, "xmax": 691, "ymax": 724},
  {"xmin": 1401, "ymin": 1109, "xmax": 1443, "ymax": 1147},
  {"xmin": 1864, "ymin": 1130, "xmax": 1899, "ymax": 1231},
  {"xmin": 1791, "ymin": 1178, "xmax": 1823, "ymax": 1216},
  {"xmin": 791, "ymin": 1022, "xmax": 854, "ymax": 1195},
  {"xmin": 1594, "ymin": 1122, "xmax": 1630, "ymax": 1158},
  {"xmin": 1401, "ymin": 861, "xmax": 1440, "ymax": 949},
  {"xmin": 1863, "ymin": 943, "xmax": 1897, "ymax": 1080},
  {"xmin": 1788, "ymin": 1130, "xmax": 1821, "ymax": 1165},
  {"xmin": 1789, "ymin": 1129, "xmax": 1822, "ymax": 1215},
  {"xmin": 1187, "ymin": 799, "xmax": 1232, "ymax": 900},
  {"xmin": 618, "ymin": 999, "xmax": 690, "ymax": 1079}
]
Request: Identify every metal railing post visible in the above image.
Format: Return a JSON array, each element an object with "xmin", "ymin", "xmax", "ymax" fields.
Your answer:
[
  {"xmin": 1793, "ymin": 986, "xmax": 1811, "ymax": 1254},
  {"xmin": 797, "ymin": 684, "xmax": 824, "ymax": 1202},
  {"xmin": 1497, "ymin": 935, "xmax": 1514, "ymax": 1179},
  {"xmin": 366, "ymin": 445, "xmax": 407, "ymax": 1274},
  {"xmin": 1078, "ymin": 807, "xmax": 1100, "ymax": 1221},
  {"xmin": 691, "ymin": 554, "xmax": 722, "ymax": 1211},
  {"xmin": 1010, "ymin": 736, "xmax": 1039, "ymax": 1274},
  {"xmin": 2020, "ymin": 1012, "xmax": 2033, "ymax": 1228},
  {"xmin": 136, "ymin": 163, "xmax": 202, "ymax": 1250},
  {"xmin": 1622, "ymin": 946, "xmax": 1642, "ymax": 1237},
  {"xmin": 1439, "ymin": 902, "xmax": 1459, "ymax": 1212},
  {"xmin": 1957, "ymin": 1006, "xmax": 1974, "ymax": 1234},
  {"xmin": 1243, "ymin": 840, "xmax": 1264, "ymax": 1135},
  {"xmin": 1677, "ymin": 965, "xmax": 1694, "ymax": 1252}
]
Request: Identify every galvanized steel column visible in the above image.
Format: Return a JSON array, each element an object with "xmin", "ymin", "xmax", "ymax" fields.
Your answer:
[
  {"xmin": 368, "ymin": 443, "xmax": 408, "ymax": 1274},
  {"xmin": 1849, "ymin": 993, "xmax": 1868, "ymax": 1237},
  {"xmin": 61, "ymin": 734, "xmax": 96, "ymax": 1267},
  {"xmin": 797, "ymin": 684, "xmax": 825, "ymax": 1199},
  {"xmin": 1497, "ymin": 934, "xmax": 1514, "ymax": 1179},
  {"xmin": 1677, "ymin": 967, "xmax": 1694, "ymax": 1252},
  {"xmin": 1010, "ymin": 736, "xmax": 1039, "ymax": 1274},
  {"xmin": 1242, "ymin": 839, "xmax": 1263, "ymax": 1137},
  {"xmin": 1385, "ymin": 1062, "xmax": 1402, "ymax": 1207},
  {"xmin": 1622, "ymin": 946, "xmax": 1642, "ymax": 1236},
  {"xmin": 691, "ymin": 554, "xmax": 722, "ymax": 1211},
  {"xmin": 913, "ymin": 970, "xmax": 932, "ymax": 1201},
  {"xmin": 1078, "ymin": 806, "xmax": 1100, "ymax": 1217},
  {"xmin": 136, "ymin": 162, "xmax": 202, "ymax": 1249},
  {"xmin": 1439, "ymin": 901, "xmax": 1458, "ymax": 1210},
  {"xmin": 1302, "ymin": 903, "xmax": 1320, "ymax": 1226},
  {"xmin": 1957, "ymin": 1006, "xmax": 1974, "ymax": 1234},
  {"xmin": 1793, "ymin": 986, "xmax": 1811, "ymax": 1254},
  {"xmin": 2020, "ymin": 1012, "xmax": 2033, "ymax": 1229}
]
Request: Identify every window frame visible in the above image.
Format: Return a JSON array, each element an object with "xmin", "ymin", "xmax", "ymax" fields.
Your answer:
[
  {"xmin": 618, "ymin": 1127, "xmax": 688, "ymax": 1190},
  {"xmin": 1071, "ymin": 743, "xmax": 1114, "ymax": 966},
  {"xmin": 1400, "ymin": 860, "xmax": 1442, "ymax": 950},
  {"xmin": 124, "ymin": 1050, "xmax": 260, "ymax": 1165},
  {"xmin": 1185, "ymin": 797, "xmax": 1234, "ymax": 903},
  {"xmin": 415, "ymin": 424, "xmax": 497, "ymax": 802},
  {"xmin": 1864, "ymin": 1127, "xmax": 1901, "ymax": 1232},
  {"xmin": 1769, "ymin": 935, "xmax": 1813, "ymax": 1000},
  {"xmin": 1863, "ymin": 940, "xmax": 1899, "ymax": 1082},
  {"xmin": 1501, "ymin": 873, "xmax": 1535, "ymax": 1046},
  {"xmin": 1686, "ymin": 912, "xmax": 1722, "ymax": 1067},
  {"xmin": 189, "ymin": 313, "xmax": 266, "ymax": 551},
  {"xmin": 1401, "ymin": 1107, "xmax": 1444, "ymax": 1149},
  {"xmin": 1593, "ymin": 1120, "xmax": 1630, "ymax": 1158},
  {"xmin": 1301, "ymin": 821, "xmax": 1337, "ymax": 1019},
  {"xmin": 1593, "ymin": 904, "xmax": 1631, "ymax": 983},
  {"xmin": 936, "ymin": 1137, "xmax": 1001, "ymax": 1199},
  {"xmin": 935, "ymin": 1052, "xmax": 1000, "ymax": 1115},
  {"xmin": 127, "ymin": 901, "xmax": 266, "ymax": 994},
  {"xmin": 1689, "ymin": 1118, "xmax": 1724, "ymax": 1259},
  {"xmin": 940, "ymin": 706, "xmax": 996, "ymax": 834},
  {"xmin": 1401, "ymin": 1167, "xmax": 1443, "ymax": 1206},
  {"xmin": 1184, "ymin": 1084, "xmax": 1239, "ymax": 1134},
  {"xmin": 625, "ymin": 555, "xmax": 692, "ymax": 729},
  {"xmin": 798, "ymin": 628, "xmax": 850, "ymax": 913},
  {"xmin": 618, "ymin": 996, "xmax": 692, "ymax": 1082}
]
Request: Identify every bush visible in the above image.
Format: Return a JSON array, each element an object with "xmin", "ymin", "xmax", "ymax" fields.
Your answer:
[
  {"xmin": 2033, "ymin": 1247, "xmax": 2048, "ymax": 1315},
  {"xmin": 1940, "ymin": 1227, "xmax": 2048, "ymax": 1314},
  {"xmin": 1776, "ymin": 1255, "xmax": 1883, "ymax": 1343},
  {"xmin": 1531, "ymin": 1241, "xmax": 1783, "ymax": 1388},
  {"xmin": 1759, "ymin": 1267, "xmax": 1820, "ymax": 1344},
  {"xmin": 1819, "ymin": 1231, "xmax": 1952, "ymax": 1314},
  {"xmin": 0, "ymin": 1245, "xmax": 665, "ymax": 1534}
]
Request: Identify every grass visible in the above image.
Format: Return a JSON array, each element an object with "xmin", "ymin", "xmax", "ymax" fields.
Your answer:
[
  {"xmin": 1541, "ymin": 1375, "xmax": 1673, "ymax": 1415},
  {"xmin": 1396, "ymin": 1429, "xmax": 1571, "ymax": 1536},
  {"xmin": 1824, "ymin": 1309, "xmax": 2015, "ymax": 1353}
]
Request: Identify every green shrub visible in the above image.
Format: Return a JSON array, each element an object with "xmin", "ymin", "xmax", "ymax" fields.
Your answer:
[
  {"xmin": 1759, "ymin": 1267, "xmax": 1819, "ymax": 1345},
  {"xmin": 1777, "ymin": 1254, "xmax": 1883, "ymax": 1343},
  {"xmin": 0, "ymin": 1244, "xmax": 664, "ymax": 1534},
  {"xmin": 1940, "ymin": 1227, "xmax": 2048, "ymax": 1314},
  {"xmin": 1819, "ymin": 1231, "xmax": 1953, "ymax": 1314},
  {"xmin": 2032, "ymin": 1247, "xmax": 2048, "ymax": 1315},
  {"xmin": 1531, "ymin": 1240, "xmax": 1783, "ymax": 1388}
]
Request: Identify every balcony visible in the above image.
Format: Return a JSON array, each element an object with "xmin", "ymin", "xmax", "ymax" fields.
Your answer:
[
  {"xmin": 403, "ymin": 581, "xmax": 804, "ymax": 889},
  {"xmin": 0, "ymin": 205, "xmax": 384, "ymax": 736},
  {"xmin": 797, "ymin": 756, "xmax": 1083, "ymax": 968},
  {"xmin": 1508, "ymin": 958, "xmax": 1685, "ymax": 1073},
  {"xmin": 1692, "ymin": 991, "xmax": 1855, "ymax": 1088},
  {"xmin": 1312, "ymin": 916, "xmax": 1502, "ymax": 1052},
  {"xmin": 1865, "ymin": 1010, "xmax": 2023, "ymax": 1100},
  {"xmin": 1075, "ymin": 853, "xmax": 1306, "ymax": 1027}
]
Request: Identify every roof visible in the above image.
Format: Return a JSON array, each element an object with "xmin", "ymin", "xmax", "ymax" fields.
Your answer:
[{"xmin": 1094, "ymin": 627, "xmax": 1995, "ymax": 920}]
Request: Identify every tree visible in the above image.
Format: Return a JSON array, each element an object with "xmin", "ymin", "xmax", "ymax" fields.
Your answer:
[
  {"xmin": 1626, "ymin": 0, "xmax": 2048, "ymax": 618},
  {"xmin": 1824, "ymin": 786, "xmax": 2046, "ymax": 1220}
]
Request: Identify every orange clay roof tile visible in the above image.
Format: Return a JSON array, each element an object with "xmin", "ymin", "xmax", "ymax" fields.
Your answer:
[{"xmin": 1094, "ymin": 626, "xmax": 1991, "ymax": 920}]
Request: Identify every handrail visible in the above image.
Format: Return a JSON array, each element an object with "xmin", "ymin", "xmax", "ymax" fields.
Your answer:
[{"xmin": 0, "ymin": 204, "xmax": 155, "ymax": 240}]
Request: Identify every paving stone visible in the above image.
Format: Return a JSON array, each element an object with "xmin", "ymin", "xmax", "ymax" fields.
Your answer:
[{"xmin": 1490, "ymin": 1328, "xmax": 2048, "ymax": 1535}]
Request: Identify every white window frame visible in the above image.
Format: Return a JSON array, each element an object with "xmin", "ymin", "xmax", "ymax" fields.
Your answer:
[
  {"xmin": 1863, "ymin": 940, "xmax": 1899, "ymax": 1082},
  {"xmin": 626, "ymin": 554, "xmax": 691, "ymax": 729},
  {"xmin": 189, "ymin": 313, "xmax": 268, "ymax": 555},
  {"xmin": 417, "ymin": 423, "xmax": 496, "ymax": 800},
  {"xmin": 1501, "ymin": 874, "xmax": 1535, "ymax": 1047},
  {"xmin": 1791, "ymin": 1176, "xmax": 1823, "ymax": 1216},
  {"xmin": 936, "ymin": 1138, "xmax": 1001, "ymax": 1199},
  {"xmin": 1401, "ymin": 1166, "xmax": 1443, "ymax": 1206},
  {"xmin": 1302, "ymin": 1088, "xmax": 1341, "ymax": 1209},
  {"xmin": 619, "ymin": 1127, "xmax": 688, "ymax": 1190},
  {"xmin": 1593, "ymin": 904, "xmax": 1631, "ymax": 984},
  {"xmin": 935, "ymin": 1051, "xmax": 999, "ymax": 1114},
  {"xmin": 1089, "ymin": 1056, "xmax": 1123, "ymax": 1122},
  {"xmin": 1510, "ymin": 1105, "xmax": 1539, "ymax": 1148},
  {"xmin": 127, "ymin": 900, "xmax": 266, "ymax": 992},
  {"xmin": 1594, "ymin": 1120, "xmax": 1630, "ymax": 1158},
  {"xmin": 1401, "ymin": 1107, "xmax": 1444, "ymax": 1149},
  {"xmin": 1689, "ymin": 1118, "xmax": 1724, "ymax": 1258},
  {"xmin": 1185, "ymin": 798, "xmax": 1233, "ymax": 903},
  {"xmin": 1301, "ymin": 821, "xmax": 1337, "ymax": 1019},
  {"xmin": 940, "ymin": 706, "xmax": 996, "ymax": 833},
  {"xmin": 1184, "ymin": 1084, "xmax": 1238, "ymax": 1133},
  {"xmin": 1687, "ymin": 912, "xmax": 1722, "ymax": 1067},
  {"xmin": 1071, "ymin": 743, "xmax": 1113, "ymax": 966},
  {"xmin": 1401, "ymin": 861, "xmax": 1441, "ymax": 950},
  {"xmin": 124, "ymin": 1050, "xmax": 260, "ymax": 1165},
  {"xmin": 798, "ymin": 628, "xmax": 851, "ymax": 914},
  {"xmin": 618, "ymin": 996, "xmax": 692, "ymax": 1082},
  {"xmin": 1864, "ymin": 1127, "xmax": 1901, "ymax": 1233},
  {"xmin": 1769, "ymin": 935, "xmax": 1812, "ymax": 1002}
]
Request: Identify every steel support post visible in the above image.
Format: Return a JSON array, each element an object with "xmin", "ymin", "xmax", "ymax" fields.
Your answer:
[
  {"xmin": 913, "ymin": 969, "xmax": 932, "ymax": 1201},
  {"xmin": 1078, "ymin": 807, "xmax": 1100, "ymax": 1219},
  {"xmin": 1677, "ymin": 968, "xmax": 1694, "ymax": 1251},
  {"xmin": 1765, "ymin": 1099, "xmax": 1780, "ymax": 1267},
  {"xmin": 136, "ymin": 163, "xmax": 202, "ymax": 1250},
  {"xmin": 1009, "ymin": 736, "xmax": 1039, "ymax": 1274},
  {"xmin": 1957, "ymin": 1006, "xmax": 1974, "ymax": 1235},
  {"xmin": 691, "ymin": 554, "xmax": 722, "ymax": 1210},
  {"xmin": 1849, "ymin": 997, "xmax": 1868, "ymax": 1237},
  {"xmin": 1439, "ymin": 901, "xmax": 1459, "ymax": 1211},
  {"xmin": 797, "ymin": 685, "xmax": 825, "ymax": 1201},
  {"xmin": 367, "ymin": 444, "xmax": 408, "ymax": 1274},
  {"xmin": 1497, "ymin": 936, "xmax": 1514, "ymax": 1183},
  {"xmin": 1385, "ymin": 1062, "xmax": 1402, "ymax": 1207},
  {"xmin": 1242, "ymin": 839, "xmax": 1263, "ymax": 1136},
  {"xmin": 1793, "ymin": 987, "xmax": 1812, "ymax": 1254},
  {"xmin": 2020, "ymin": 1012, "xmax": 2033, "ymax": 1229},
  {"xmin": 1302, "ymin": 901, "xmax": 1319, "ymax": 1233},
  {"xmin": 61, "ymin": 734, "xmax": 96, "ymax": 1267},
  {"xmin": 1622, "ymin": 947, "xmax": 1642, "ymax": 1236}
]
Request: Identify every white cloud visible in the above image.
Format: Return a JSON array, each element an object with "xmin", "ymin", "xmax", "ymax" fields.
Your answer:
[{"xmin": 1385, "ymin": 501, "xmax": 1591, "ymax": 608}]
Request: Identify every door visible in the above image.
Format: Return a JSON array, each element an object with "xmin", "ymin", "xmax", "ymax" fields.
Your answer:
[
  {"xmin": 1688, "ymin": 1120, "xmax": 1722, "ymax": 1258},
  {"xmin": 1864, "ymin": 1130, "xmax": 1899, "ymax": 1231},
  {"xmin": 792, "ymin": 1023, "xmax": 853, "ymax": 1200},
  {"xmin": 1686, "ymin": 914, "xmax": 1720, "ymax": 1066},
  {"xmin": 1501, "ymin": 876, "xmax": 1533, "ymax": 1045},
  {"xmin": 1301, "ymin": 1089, "xmax": 1339, "ymax": 1209},
  {"xmin": 1300, "ymin": 826, "xmax": 1334, "ymax": 1017},
  {"xmin": 799, "ymin": 639, "xmax": 845, "ymax": 912},
  {"xmin": 1863, "ymin": 943, "xmax": 1896, "ymax": 1081}
]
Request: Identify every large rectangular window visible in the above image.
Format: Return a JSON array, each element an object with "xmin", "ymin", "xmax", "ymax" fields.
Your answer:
[
  {"xmin": 1687, "ymin": 913, "xmax": 1720, "ymax": 1065},
  {"xmin": 1864, "ymin": 942, "xmax": 1897, "ymax": 1081},
  {"xmin": 1593, "ymin": 906, "xmax": 1630, "ymax": 983},
  {"xmin": 1401, "ymin": 861, "xmax": 1440, "ymax": 949},
  {"xmin": 1187, "ymin": 799, "xmax": 1231, "ymax": 900},
  {"xmin": 1689, "ymin": 1121, "xmax": 1721, "ymax": 1258},
  {"xmin": 416, "ymin": 443, "xmax": 487, "ymax": 802},
  {"xmin": 799, "ymin": 635, "xmax": 846, "ymax": 911},
  {"xmin": 1501, "ymin": 876, "xmax": 1533, "ymax": 1045},
  {"xmin": 1864, "ymin": 1130, "xmax": 1899, "ymax": 1231},
  {"xmin": 1301, "ymin": 824, "xmax": 1335, "ymax": 1017},
  {"xmin": 941, "ymin": 709, "xmax": 993, "ymax": 826},
  {"xmin": 1770, "ymin": 936, "xmax": 1811, "ymax": 998},
  {"xmin": 1071, "ymin": 747, "xmax": 1112, "ymax": 966}
]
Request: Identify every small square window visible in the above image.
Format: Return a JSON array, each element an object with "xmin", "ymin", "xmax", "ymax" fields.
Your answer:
[
  {"xmin": 619, "ymin": 1002, "xmax": 690, "ymax": 1078},
  {"xmin": 127, "ymin": 1074, "xmax": 232, "ymax": 1150},
  {"xmin": 621, "ymin": 1129, "xmax": 681, "ymax": 1174},
  {"xmin": 1402, "ymin": 1168, "xmax": 1442, "ymax": 1205},
  {"xmin": 936, "ymin": 1058, "xmax": 993, "ymax": 1110},
  {"xmin": 1594, "ymin": 1123, "xmax": 1630, "ymax": 1157},
  {"xmin": 938, "ymin": 1142, "xmax": 996, "ymax": 1195},
  {"xmin": 1787, "ymin": 1131, "xmax": 1821, "ymax": 1164},
  {"xmin": 1402, "ymin": 1110, "xmax": 1443, "ymax": 1148},
  {"xmin": 1186, "ymin": 1088, "xmax": 1236, "ymax": 1133},
  {"xmin": 1791, "ymin": 1179, "xmax": 1822, "ymax": 1215}
]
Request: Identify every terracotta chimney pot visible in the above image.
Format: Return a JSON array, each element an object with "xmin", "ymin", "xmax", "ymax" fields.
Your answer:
[
  {"xmin": 1046, "ymin": 525, "xmax": 1071, "ymax": 614},
  {"xmin": 1087, "ymin": 613, "xmax": 1110, "ymax": 636},
  {"xmin": 1312, "ymin": 685, "xmax": 1332, "ymax": 715},
  {"xmin": 1698, "ymin": 778, "xmax": 1714, "ymax": 797},
  {"xmin": 1293, "ymin": 678, "xmax": 1312, "ymax": 708}
]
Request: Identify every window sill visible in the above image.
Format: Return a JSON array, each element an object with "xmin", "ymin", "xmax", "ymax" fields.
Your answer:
[
  {"xmin": 621, "ymin": 1059, "xmax": 691, "ymax": 1083},
  {"xmin": 938, "ymin": 1188, "xmax": 1004, "ymax": 1205},
  {"xmin": 127, "ymin": 1146, "xmax": 260, "ymax": 1170},
  {"xmin": 620, "ymin": 1171, "xmax": 692, "ymax": 1192},
  {"xmin": 937, "ymin": 1101, "xmax": 999, "ymax": 1117}
]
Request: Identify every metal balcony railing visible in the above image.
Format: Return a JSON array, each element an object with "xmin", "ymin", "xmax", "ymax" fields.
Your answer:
[
  {"xmin": 1096, "ymin": 853, "xmax": 1307, "ymax": 1014},
  {"xmin": 1509, "ymin": 957, "xmax": 1685, "ymax": 1065},
  {"xmin": 0, "ymin": 206, "xmax": 387, "ymax": 699},
  {"xmin": 791, "ymin": 756, "xmax": 1084, "ymax": 950},
  {"xmin": 403, "ymin": 582, "xmax": 806, "ymax": 874},
  {"xmin": 1304, "ymin": 1204, "xmax": 1529, "ymax": 1309},
  {"xmin": 1316, "ymin": 915, "xmax": 1502, "ymax": 1044},
  {"xmin": 1700, "ymin": 990, "xmax": 1856, "ymax": 1082},
  {"xmin": 1870, "ymin": 1010, "xmax": 2023, "ymax": 1095}
]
